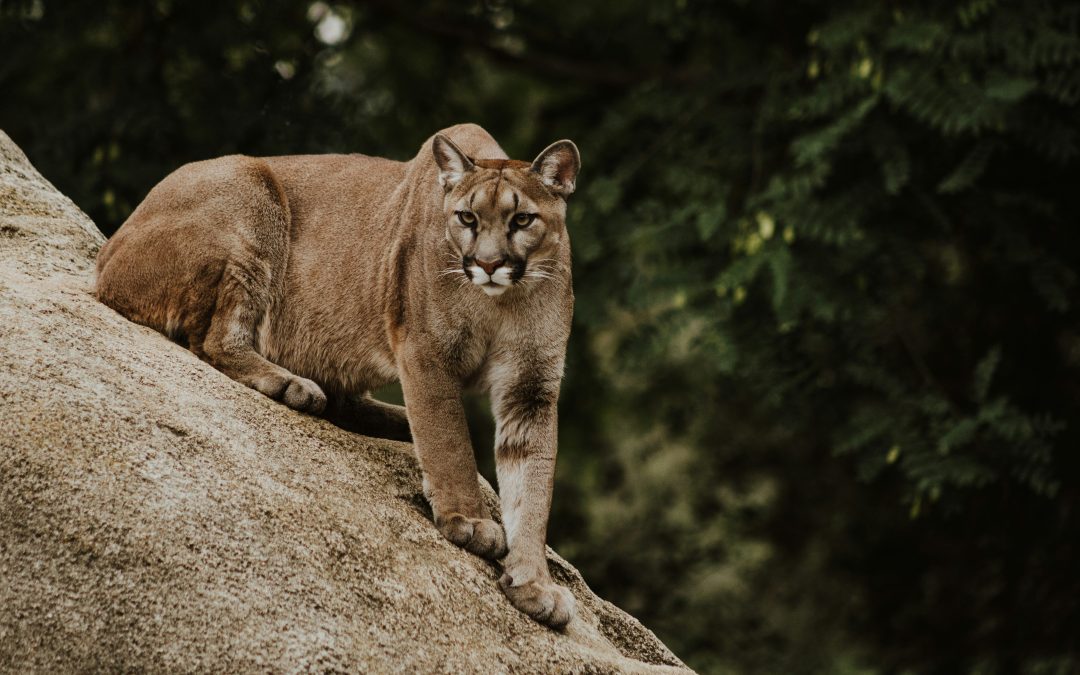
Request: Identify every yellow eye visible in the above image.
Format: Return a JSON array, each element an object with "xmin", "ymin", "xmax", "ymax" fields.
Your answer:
[
  {"xmin": 457, "ymin": 211, "xmax": 476, "ymax": 226},
  {"xmin": 513, "ymin": 213, "xmax": 535, "ymax": 228}
]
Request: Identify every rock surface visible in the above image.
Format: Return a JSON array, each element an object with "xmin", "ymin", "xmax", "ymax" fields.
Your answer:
[{"xmin": 0, "ymin": 131, "xmax": 690, "ymax": 674}]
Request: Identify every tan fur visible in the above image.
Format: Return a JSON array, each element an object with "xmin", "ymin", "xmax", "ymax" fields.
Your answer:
[{"xmin": 95, "ymin": 124, "xmax": 581, "ymax": 628}]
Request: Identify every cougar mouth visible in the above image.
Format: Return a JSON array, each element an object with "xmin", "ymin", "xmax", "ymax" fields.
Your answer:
[
  {"xmin": 480, "ymin": 282, "xmax": 509, "ymax": 297},
  {"xmin": 462, "ymin": 256, "xmax": 526, "ymax": 297}
]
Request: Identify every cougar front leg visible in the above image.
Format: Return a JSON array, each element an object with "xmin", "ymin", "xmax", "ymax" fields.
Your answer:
[
  {"xmin": 398, "ymin": 348, "xmax": 507, "ymax": 560},
  {"xmin": 491, "ymin": 369, "xmax": 575, "ymax": 629}
]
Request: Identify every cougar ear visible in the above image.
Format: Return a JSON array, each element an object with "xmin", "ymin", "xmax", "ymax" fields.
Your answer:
[
  {"xmin": 432, "ymin": 134, "xmax": 475, "ymax": 191},
  {"xmin": 531, "ymin": 140, "xmax": 580, "ymax": 197}
]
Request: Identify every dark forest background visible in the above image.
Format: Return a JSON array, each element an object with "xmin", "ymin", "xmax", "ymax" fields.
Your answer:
[{"xmin": 3, "ymin": 1, "xmax": 1080, "ymax": 672}]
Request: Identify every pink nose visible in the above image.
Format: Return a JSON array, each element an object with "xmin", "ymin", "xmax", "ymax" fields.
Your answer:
[{"xmin": 476, "ymin": 257, "xmax": 504, "ymax": 276}]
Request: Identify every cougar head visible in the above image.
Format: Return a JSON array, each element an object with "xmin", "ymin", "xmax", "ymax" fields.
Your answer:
[{"xmin": 433, "ymin": 134, "xmax": 580, "ymax": 297}]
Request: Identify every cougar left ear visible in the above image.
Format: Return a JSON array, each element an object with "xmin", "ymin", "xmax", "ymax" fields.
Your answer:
[
  {"xmin": 531, "ymin": 140, "xmax": 580, "ymax": 197},
  {"xmin": 432, "ymin": 134, "xmax": 475, "ymax": 191}
]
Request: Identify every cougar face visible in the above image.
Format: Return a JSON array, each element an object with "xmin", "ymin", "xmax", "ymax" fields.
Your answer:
[{"xmin": 434, "ymin": 136, "xmax": 580, "ymax": 297}]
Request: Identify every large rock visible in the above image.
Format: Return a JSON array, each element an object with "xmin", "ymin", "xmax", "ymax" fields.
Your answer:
[{"xmin": 0, "ymin": 131, "xmax": 690, "ymax": 674}]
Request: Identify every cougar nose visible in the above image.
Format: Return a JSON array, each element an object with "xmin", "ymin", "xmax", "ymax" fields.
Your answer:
[{"xmin": 476, "ymin": 257, "xmax": 504, "ymax": 276}]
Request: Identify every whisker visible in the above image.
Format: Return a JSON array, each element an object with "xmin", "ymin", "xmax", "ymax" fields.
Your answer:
[{"xmin": 528, "ymin": 263, "xmax": 563, "ymax": 274}]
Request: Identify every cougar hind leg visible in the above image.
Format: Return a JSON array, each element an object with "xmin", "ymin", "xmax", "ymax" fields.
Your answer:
[
  {"xmin": 195, "ymin": 163, "xmax": 326, "ymax": 415},
  {"xmin": 98, "ymin": 156, "xmax": 326, "ymax": 415},
  {"xmin": 199, "ymin": 257, "xmax": 326, "ymax": 415}
]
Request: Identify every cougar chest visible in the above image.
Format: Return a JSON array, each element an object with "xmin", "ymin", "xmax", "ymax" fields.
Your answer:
[{"xmin": 434, "ymin": 306, "xmax": 521, "ymax": 387}]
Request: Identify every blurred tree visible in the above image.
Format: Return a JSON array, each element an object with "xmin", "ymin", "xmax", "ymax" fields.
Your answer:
[{"xmin": 3, "ymin": 1, "xmax": 1080, "ymax": 672}]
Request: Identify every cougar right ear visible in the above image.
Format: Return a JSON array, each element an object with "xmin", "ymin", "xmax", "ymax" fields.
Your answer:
[{"xmin": 432, "ymin": 134, "xmax": 475, "ymax": 191}]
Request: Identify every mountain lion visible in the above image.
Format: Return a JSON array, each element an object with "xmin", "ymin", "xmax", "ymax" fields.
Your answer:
[{"xmin": 95, "ymin": 123, "xmax": 581, "ymax": 628}]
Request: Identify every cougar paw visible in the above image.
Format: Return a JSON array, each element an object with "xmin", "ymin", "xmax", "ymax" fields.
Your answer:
[
  {"xmin": 281, "ymin": 376, "xmax": 326, "ymax": 414},
  {"xmin": 252, "ymin": 373, "xmax": 326, "ymax": 415},
  {"xmin": 437, "ymin": 514, "xmax": 508, "ymax": 560},
  {"xmin": 499, "ymin": 574, "xmax": 576, "ymax": 629}
]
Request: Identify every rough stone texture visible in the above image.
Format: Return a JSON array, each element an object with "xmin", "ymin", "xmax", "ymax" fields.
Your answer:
[{"xmin": 0, "ymin": 131, "xmax": 691, "ymax": 674}]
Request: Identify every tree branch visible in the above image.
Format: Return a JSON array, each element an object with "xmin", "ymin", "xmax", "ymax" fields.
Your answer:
[{"xmin": 349, "ymin": 0, "xmax": 684, "ymax": 88}]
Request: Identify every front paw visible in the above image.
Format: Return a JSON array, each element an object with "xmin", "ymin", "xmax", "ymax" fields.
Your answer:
[
  {"xmin": 436, "ymin": 514, "xmax": 508, "ymax": 560},
  {"xmin": 499, "ymin": 573, "xmax": 576, "ymax": 629}
]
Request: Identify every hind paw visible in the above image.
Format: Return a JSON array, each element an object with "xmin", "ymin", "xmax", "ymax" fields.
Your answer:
[
  {"xmin": 280, "ymin": 375, "xmax": 326, "ymax": 414},
  {"xmin": 251, "ymin": 372, "xmax": 326, "ymax": 415}
]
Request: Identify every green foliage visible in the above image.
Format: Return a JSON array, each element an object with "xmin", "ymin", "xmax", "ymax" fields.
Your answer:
[{"xmin": 4, "ymin": 1, "xmax": 1080, "ymax": 672}]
